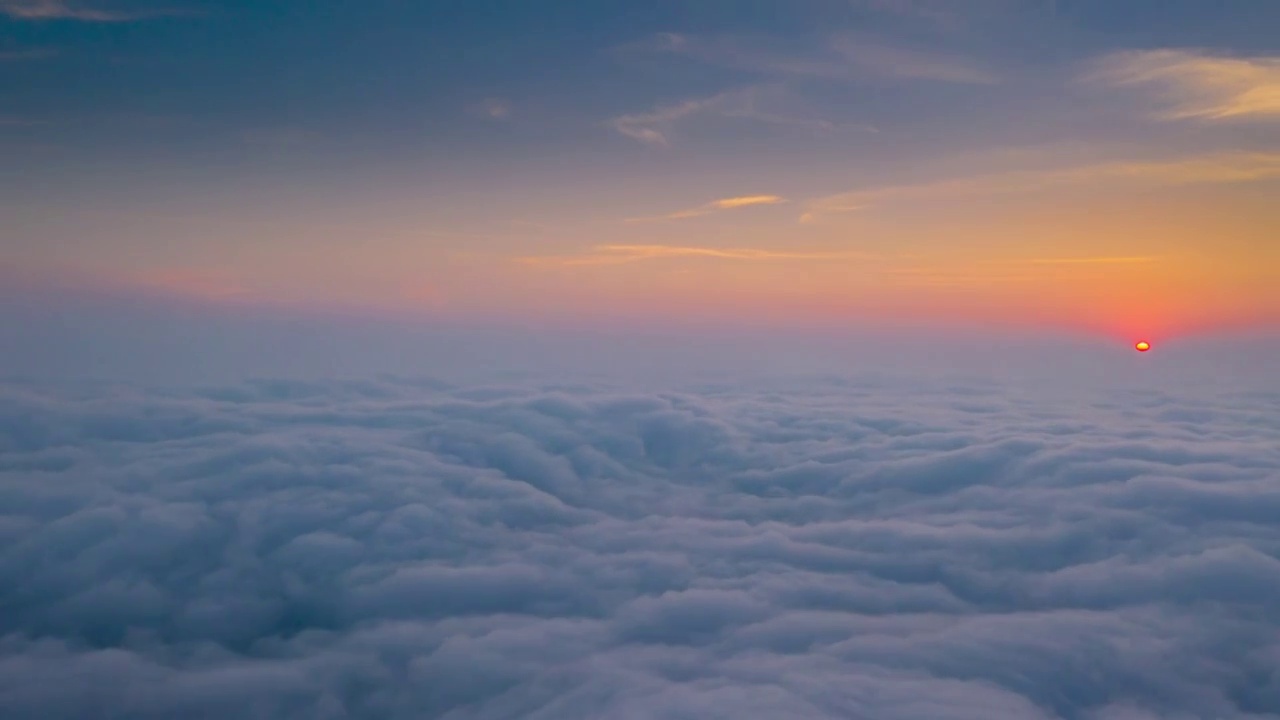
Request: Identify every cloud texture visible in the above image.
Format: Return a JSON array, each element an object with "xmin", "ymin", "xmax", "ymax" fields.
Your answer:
[
  {"xmin": 1091, "ymin": 49, "xmax": 1280, "ymax": 122},
  {"xmin": 1, "ymin": 375, "xmax": 1278, "ymax": 719}
]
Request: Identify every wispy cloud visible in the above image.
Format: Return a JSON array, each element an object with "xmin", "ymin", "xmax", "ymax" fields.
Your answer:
[
  {"xmin": 802, "ymin": 151, "xmax": 1280, "ymax": 222},
  {"xmin": 608, "ymin": 96, "xmax": 712, "ymax": 147},
  {"xmin": 608, "ymin": 85, "xmax": 869, "ymax": 147},
  {"xmin": 625, "ymin": 195, "xmax": 788, "ymax": 223},
  {"xmin": 474, "ymin": 97, "xmax": 511, "ymax": 120},
  {"xmin": 517, "ymin": 244, "xmax": 865, "ymax": 268},
  {"xmin": 634, "ymin": 31, "xmax": 998, "ymax": 86},
  {"xmin": 1089, "ymin": 49, "xmax": 1280, "ymax": 122},
  {"xmin": 1, "ymin": 0, "xmax": 186, "ymax": 21},
  {"xmin": 608, "ymin": 30, "xmax": 992, "ymax": 146}
]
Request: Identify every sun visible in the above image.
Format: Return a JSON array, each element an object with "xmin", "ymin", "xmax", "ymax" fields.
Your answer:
[{"xmin": 1135, "ymin": 340, "xmax": 1151, "ymax": 352}]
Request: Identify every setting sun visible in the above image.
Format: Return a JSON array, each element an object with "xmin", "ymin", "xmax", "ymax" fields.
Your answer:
[{"xmin": 1135, "ymin": 341, "xmax": 1151, "ymax": 352}]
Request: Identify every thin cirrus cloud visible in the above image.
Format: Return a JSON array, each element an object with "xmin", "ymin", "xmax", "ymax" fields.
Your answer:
[
  {"xmin": 476, "ymin": 98, "xmax": 511, "ymax": 120},
  {"xmin": 607, "ymin": 86, "xmax": 858, "ymax": 148},
  {"xmin": 801, "ymin": 150, "xmax": 1280, "ymax": 222},
  {"xmin": 637, "ymin": 31, "xmax": 999, "ymax": 86},
  {"xmin": 624, "ymin": 194, "xmax": 788, "ymax": 223},
  {"xmin": 0, "ymin": 0, "xmax": 184, "ymax": 21},
  {"xmin": 607, "ymin": 31, "xmax": 986, "ymax": 147},
  {"xmin": 1089, "ymin": 49, "xmax": 1280, "ymax": 122},
  {"xmin": 608, "ymin": 97, "xmax": 708, "ymax": 147},
  {"xmin": 516, "ymin": 243, "xmax": 864, "ymax": 268}
]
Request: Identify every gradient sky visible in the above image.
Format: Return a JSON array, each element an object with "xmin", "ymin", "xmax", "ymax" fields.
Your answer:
[{"xmin": 3, "ymin": 0, "xmax": 1279, "ymax": 341}]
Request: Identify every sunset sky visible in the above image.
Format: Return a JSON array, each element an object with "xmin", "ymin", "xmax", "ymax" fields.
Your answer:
[
  {"xmin": 3, "ymin": 0, "xmax": 1278, "ymax": 342},
  {"xmin": 6, "ymin": 6, "xmax": 1280, "ymax": 717}
]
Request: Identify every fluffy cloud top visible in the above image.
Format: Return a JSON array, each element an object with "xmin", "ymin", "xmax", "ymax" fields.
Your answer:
[{"xmin": 1, "ymin": 375, "xmax": 1278, "ymax": 719}]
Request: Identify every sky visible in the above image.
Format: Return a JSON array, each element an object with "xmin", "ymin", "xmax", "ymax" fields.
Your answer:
[
  {"xmin": 3, "ymin": 0, "xmax": 1279, "ymax": 348},
  {"xmin": 4, "ymin": 5, "xmax": 1280, "ymax": 719}
]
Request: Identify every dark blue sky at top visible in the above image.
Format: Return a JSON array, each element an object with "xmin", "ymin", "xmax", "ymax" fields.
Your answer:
[
  {"xmin": 1, "ymin": 0, "xmax": 1278, "ymax": 231},
  {"xmin": 3, "ymin": 0, "xmax": 1276, "ymax": 146}
]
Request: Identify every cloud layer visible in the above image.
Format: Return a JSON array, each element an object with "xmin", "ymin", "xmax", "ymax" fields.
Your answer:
[{"xmin": 1, "ymin": 375, "xmax": 1278, "ymax": 719}]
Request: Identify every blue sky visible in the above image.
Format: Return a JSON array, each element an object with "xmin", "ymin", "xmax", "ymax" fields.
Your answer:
[
  {"xmin": 2, "ymin": 0, "xmax": 1278, "ymax": 352},
  {"xmin": 5, "ymin": 1, "xmax": 1275, "ymax": 131}
]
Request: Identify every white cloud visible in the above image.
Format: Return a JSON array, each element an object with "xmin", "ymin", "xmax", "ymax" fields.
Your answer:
[
  {"xmin": 0, "ymin": 374, "xmax": 1277, "ymax": 718},
  {"xmin": 624, "ymin": 194, "xmax": 788, "ymax": 222},
  {"xmin": 1089, "ymin": 49, "xmax": 1280, "ymax": 122}
]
